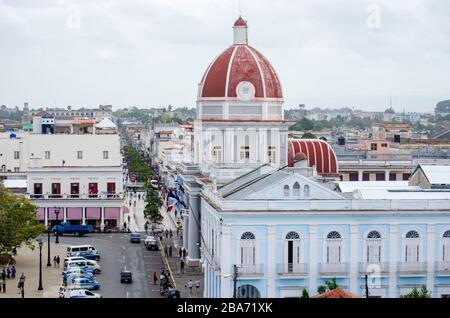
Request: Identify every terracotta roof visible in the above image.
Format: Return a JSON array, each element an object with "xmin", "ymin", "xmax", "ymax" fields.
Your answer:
[
  {"xmin": 313, "ymin": 288, "xmax": 360, "ymax": 298},
  {"xmin": 158, "ymin": 131, "xmax": 173, "ymax": 134},
  {"xmin": 288, "ymin": 139, "xmax": 339, "ymax": 175},
  {"xmin": 234, "ymin": 16, "xmax": 247, "ymax": 27}
]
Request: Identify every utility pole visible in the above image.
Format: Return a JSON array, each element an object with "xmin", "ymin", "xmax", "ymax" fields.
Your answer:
[{"xmin": 365, "ymin": 274, "xmax": 369, "ymax": 298}]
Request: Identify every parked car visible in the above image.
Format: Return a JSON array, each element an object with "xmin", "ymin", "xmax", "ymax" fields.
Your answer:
[
  {"xmin": 67, "ymin": 245, "xmax": 98, "ymax": 256},
  {"xmin": 71, "ymin": 250, "xmax": 101, "ymax": 261},
  {"xmin": 130, "ymin": 232, "xmax": 141, "ymax": 243},
  {"xmin": 68, "ymin": 277, "xmax": 101, "ymax": 290},
  {"xmin": 61, "ymin": 288, "xmax": 102, "ymax": 298},
  {"xmin": 65, "ymin": 259, "xmax": 101, "ymax": 274},
  {"xmin": 52, "ymin": 222, "xmax": 94, "ymax": 236},
  {"xmin": 62, "ymin": 267, "xmax": 94, "ymax": 277},
  {"xmin": 120, "ymin": 270, "xmax": 132, "ymax": 284},
  {"xmin": 65, "ymin": 274, "xmax": 95, "ymax": 286},
  {"xmin": 144, "ymin": 236, "xmax": 158, "ymax": 251},
  {"xmin": 64, "ymin": 256, "xmax": 88, "ymax": 265}
]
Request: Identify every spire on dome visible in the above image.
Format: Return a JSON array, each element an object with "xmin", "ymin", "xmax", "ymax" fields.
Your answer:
[{"xmin": 233, "ymin": 16, "xmax": 248, "ymax": 45}]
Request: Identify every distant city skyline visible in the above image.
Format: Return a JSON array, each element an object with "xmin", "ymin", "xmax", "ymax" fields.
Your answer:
[{"xmin": 1, "ymin": 0, "xmax": 449, "ymax": 112}]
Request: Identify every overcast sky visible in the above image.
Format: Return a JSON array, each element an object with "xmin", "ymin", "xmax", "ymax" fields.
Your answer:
[{"xmin": 1, "ymin": 0, "xmax": 449, "ymax": 112}]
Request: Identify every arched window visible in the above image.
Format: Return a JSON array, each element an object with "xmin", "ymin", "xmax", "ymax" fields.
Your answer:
[
  {"xmin": 443, "ymin": 230, "xmax": 450, "ymax": 238},
  {"xmin": 240, "ymin": 232, "xmax": 256, "ymax": 272},
  {"xmin": 304, "ymin": 185, "xmax": 310, "ymax": 197},
  {"xmin": 405, "ymin": 230, "xmax": 420, "ymax": 262},
  {"xmin": 367, "ymin": 231, "xmax": 382, "ymax": 239},
  {"xmin": 237, "ymin": 285, "xmax": 261, "ymax": 298},
  {"xmin": 284, "ymin": 185, "xmax": 290, "ymax": 197},
  {"xmin": 442, "ymin": 230, "xmax": 450, "ymax": 262},
  {"xmin": 326, "ymin": 231, "xmax": 342, "ymax": 264},
  {"xmin": 366, "ymin": 231, "xmax": 382, "ymax": 263},
  {"xmin": 293, "ymin": 182, "xmax": 301, "ymax": 196},
  {"xmin": 406, "ymin": 230, "xmax": 419, "ymax": 239},
  {"xmin": 241, "ymin": 232, "xmax": 255, "ymax": 240},
  {"xmin": 284, "ymin": 231, "xmax": 301, "ymax": 272},
  {"xmin": 327, "ymin": 231, "xmax": 341, "ymax": 239}
]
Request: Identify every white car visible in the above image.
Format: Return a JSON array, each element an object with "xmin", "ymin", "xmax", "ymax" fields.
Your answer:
[
  {"xmin": 64, "ymin": 256, "xmax": 87, "ymax": 265},
  {"xmin": 63, "ymin": 289, "xmax": 102, "ymax": 298},
  {"xmin": 65, "ymin": 260, "xmax": 101, "ymax": 274}
]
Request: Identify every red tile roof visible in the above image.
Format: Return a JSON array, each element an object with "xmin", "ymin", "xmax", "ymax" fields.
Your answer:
[{"xmin": 313, "ymin": 288, "xmax": 359, "ymax": 298}]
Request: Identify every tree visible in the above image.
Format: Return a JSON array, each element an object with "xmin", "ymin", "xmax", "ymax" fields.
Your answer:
[
  {"xmin": 143, "ymin": 186, "xmax": 163, "ymax": 223},
  {"xmin": 301, "ymin": 132, "xmax": 317, "ymax": 139},
  {"xmin": 317, "ymin": 285, "xmax": 327, "ymax": 294},
  {"xmin": 325, "ymin": 278, "xmax": 339, "ymax": 291},
  {"xmin": 400, "ymin": 286, "xmax": 431, "ymax": 298},
  {"xmin": 301, "ymin": 289, "xmax": 309, "ymax": 298},
  {"xmin": 0, "ymin": 188, "xmax": 46, "ymax": 259}
]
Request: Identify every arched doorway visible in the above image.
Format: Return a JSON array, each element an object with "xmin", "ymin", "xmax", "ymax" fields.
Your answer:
[{"xmin": 237, "ymin": 284, "xmax": 261, "ymax": 298}]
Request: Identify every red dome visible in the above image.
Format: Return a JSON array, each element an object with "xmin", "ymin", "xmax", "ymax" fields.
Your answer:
[
  {"xmin": 288, "ymin": 139, "xmax": 339, "ymax": 175},
  {"xmin": 199, "ymin": 45, "xmax": 283, "ymax": 100}
]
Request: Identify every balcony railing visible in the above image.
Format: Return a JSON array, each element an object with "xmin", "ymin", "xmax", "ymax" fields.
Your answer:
[
  {"xmin": 236, "ymin": 264, "xmax": 264, "ymax": 275},
  {"xmin": 27, "ymin": 193, "xmax": 124, "ymax": 200},
  {"xmin": 358, "ymin": 262, "xmax": 389, "ymax": 275},
  {"xmin": 318, "ymin": 263, "xmax": 349, "ymax": 276},
  {"xmin": 397, "ymin": 262, "xmax": 427, "ymax": 275},
  {"xmin": 435, "ymin": 262, "xmax": 450, "ymax": 276},
  {"xmin": 277, "ymin": 263, "xmax": 309, "ymax": 276}
]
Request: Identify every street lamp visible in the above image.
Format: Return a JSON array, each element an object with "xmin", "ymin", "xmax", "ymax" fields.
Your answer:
[
  {"xmin": 38, "ymin": 239, "xmax": 43, "ymax": 291},
  {"xmin": 54, "ymin": 208, "xmax": 60, "ymax": 244},
  {"xmin": 46, "ymin": 226, "xmax": 51, "ymax": 267}
]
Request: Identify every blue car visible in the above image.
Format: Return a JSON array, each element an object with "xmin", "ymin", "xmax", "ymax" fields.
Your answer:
[
  {"xmin": 69, "ymin": 278, "xmax": 101, "ymax": 290},
  {"xmin": 64, "ymin": 274, "xmax": 94, "ymax": 286},
  {"xmin": 73, "ymin": 251, "xmax": 101, "ymax": 261},
  {"xmin": 130, "ymin": 232, "xmax": 141, "ymax": 243}
]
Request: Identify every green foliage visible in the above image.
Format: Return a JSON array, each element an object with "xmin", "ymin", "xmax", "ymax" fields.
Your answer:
[
  {"xmin": 125, "ymin": 146, "xmax": 152, "ymax": 182},
  {"xmin": 301, "ymin": 132, "xmax": 317, "ymax": 139},
  {"xmin": 0, "ymin": 188, "xmax": 46, "ymax": 254},
  {"xmin": 325, "ymin": 278, "xmax": 339, "ymax": 291},
  {"xmin": 400, "ymin": 286, "xmax": 431, "ymax": 298},
  {"xmin": 317, "ymin": 285, "xmax": 327, "ymax": 294},
  {"xmin": 301, "ymin": 289, "xmax": 309, "ymax": 298},
  {"xmin": 144, "ymin": 187, "xmax": 163, "ymax": 223}
]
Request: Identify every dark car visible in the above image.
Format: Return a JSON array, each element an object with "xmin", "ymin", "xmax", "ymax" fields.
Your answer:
[
  {"xmin": 120, "ymin": 271, "xmax": 132, "ymax": 284},
  {"xmin": 166, "ymin": 289, "xmax": 180, "ymax": 298},
  {"xmin": 129, "ymin": 232, "xmax": 141, "ymax": 243}
]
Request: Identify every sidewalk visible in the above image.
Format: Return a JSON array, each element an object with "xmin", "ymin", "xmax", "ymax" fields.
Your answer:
[{"xmin": 0, "ymin": 239, "xmax": 68, "ymax": 298}]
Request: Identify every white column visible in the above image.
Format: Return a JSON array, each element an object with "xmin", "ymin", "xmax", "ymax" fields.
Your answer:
[
  {"xmin": 389, "ymin": 224, "xmax": 398, "ymax": 298},
  {"xmin": 44, "ymin": 207, "xmax": 48, "ymax": 227},
  {"xmin": 385, "ymin": 169, "xmax": 390, "ymax": 181},
  {"xmin": 426, "ymin": 224, "xmax": 435, "ymax": 295},
  {"xmin": 309, "ymin": 225, "xmax": 318, "ymax": 296},
  {"xmin": 100, "ymin": 207, "xmax": 105, "ymax": 231},
  {"xmin": 63, "ymin": 207, "xmax": 67, "ymax": 223},
  {"xmin": 220, "ymin": 225, "xmax": 233, "ymax": 298},
  {"xmin": 350, "ymin": 225, "xmax": 359, "ymax": 294},
  {"xmin": 358, "ymin": 170, "xmax": 363, "ymax": 181},
  {"xmin": 223, "ymin": 102, "xmax": 229, "ymax": 120},
  {"xmin": 267, "ymin": 225, "xmax": 276, "ymax": 297},
  {"xmin": 82, "ymin": 207, "xmax": 86, "ymax": 225}
]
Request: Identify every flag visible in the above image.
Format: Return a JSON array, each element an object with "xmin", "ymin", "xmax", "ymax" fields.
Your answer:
[
  {"xmin": 168, "ymin": 190, "xmax": 187, "ymax": 208},
  {"xmin": 167, "ymin": 205, "xmax": 174, "ymax": 213}
]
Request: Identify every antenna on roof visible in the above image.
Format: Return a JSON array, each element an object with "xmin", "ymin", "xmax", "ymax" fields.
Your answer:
[{"xmin": 238, "ymin": 0, "xmax": 242, "ymax": 17}]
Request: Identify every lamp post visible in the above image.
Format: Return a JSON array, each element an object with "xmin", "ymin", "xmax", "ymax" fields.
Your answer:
[
  {"xmin": 46, "ymin": 226, "xmax": 51, "ymax": 267},
  {"xmin": 55, "ymin": 208, "xmax": 60, "ymax": 244},
  {"xmin": 38, "ymin": 240, "xmax": 43, "ymax": 291}
]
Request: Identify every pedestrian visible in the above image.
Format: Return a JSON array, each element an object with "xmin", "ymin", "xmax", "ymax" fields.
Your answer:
[
  {"xmin": 53, "ymin": 256, "xmax": 57, "ymax": 268},
  {"xmin": 180, "ymin": 259, "xmax": 185, "ymax": 274},
  {"xmin": 187, "ymin": 279, "xmax": 193, "ymax": 295},
  {"xmin": 11, "ymin": 266, "xmax": 16, "ymax": 279},
  {"xmin": 174, "ymin": 209, "xmax": 177, "ymax": 218},
  {"xmin": 169, "ymin": 229, "xmax": 173, "ymax": 239},
  {"xmin": 164, "ymin": 245, "xmax": 169, "ymax": 257},
  {"xmin": 123, "ymin": 222, "xmax": 127, "ymax": 231},
  {"xmin": 2, "ymin": 279, "xmax": 5, "ymax": 293},
  {"xmin": 56, "ymin": 255, "xmax": 60, "ymax": 267},
  {"xmin": 138, "ymin": 194, "xmax": 141, "ymax": 200},
  {"xmin": 182, "ymin": 248, "xmax": 187, "ymax": 259},
  {"xmin": 133, "ymin": 200, "xmax": 136, "ymax": 207},
  {"xmin": 165, "ymin": 229, "xmax": 169, "ymax": 239},
  {"xmin": 144, "ymin": 223, "xmax": 148, "ymax": 234},
  {"xmin": 195, "ymin": 279, "xmax": 200, "ymax": 295},
  {"xmin": 180, "ymin": 232, "xmax": 183, "ymax": 241},
  {"xmin": 153, "ymin": 272, "xmax": 157, "ymax": 285},
  {"xmin": 179, "ymin": 247, "xmax": 182, "ymax": 259},
  {"xmin": 129, "ymin": 200, "xmax": 132, "ymax": 206},
  {"xmin": 169, "ymin": 245, "xmax": 172, "ymax": 258},
  {"xmin": 6, "ymin": 267, "xmax": 10, "ymax": 279},
  {"xmin": 176, "ymin": 227, "xmax": 180, "ymax": 237}
]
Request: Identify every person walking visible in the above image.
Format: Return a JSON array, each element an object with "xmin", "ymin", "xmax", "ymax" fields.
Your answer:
[
  {"xmin": 180, "ymin": 232, "xmax": 183, "ymax": 242},
  {"xmin": 169, "ymin": 245, "xmax": 172, "ymax": 258},
  {"xmin": 165, "ymin": 229, "xmax": 169, "ymax": 239},
  {"xmin": 2, "ymin": 278, "xmax": 6, "ymax": 293},
  {"xmin": 195, "ymin": 279, "xmax": 200, "ymax": 295},
  {"xmin": 144, "ymin": 222, "xmax": 148, "ymax": 235},
  {"xmin": 176, "ymin": 227, "xmax": 180, "ymax": 237},
  {"xmin": 11, "ymin": 266, "xmax": 16, "ymax": 279},
  {"xmin": 153, "ymin": 272, "xmax": 157, "ymax": 285},
  {"xmin": 187, "ymin": 280, "xmax": 193, "ymax": 296},
  {"xmin": 164, "ymin": 245, "xmax": 169, "ymax": 258},
  {"xmin": 179, "ymin": 247, "xmax": 182, "ymax": 259},
  {"xmin": 56, "ymin": 255, "xmax": 61, "ymax": 268},
  {"xmin": 169, "ymin": 229, "xmax": 173, "ymax": 239},
  {"xmin": 53, "ymin": 256, "xmax": 57, "ymax": 268},
  {"xmin": 182, "ymin": 248, "xmax": 187, "ymax": 259},
  {"xmin": 180, "ymin": 259, "xmax": 185, "ymax": 274}
]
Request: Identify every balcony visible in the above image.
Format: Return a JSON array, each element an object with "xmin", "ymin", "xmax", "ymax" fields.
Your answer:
[
  {"xmin": 397, "ymin": 262, "xmax": 427, "ymax": 276},
  {"xmin": 27, "ymin": 193, "xmax": 124, "ymax": 200},
  {"xmin": 435, "ymin": 262, "xmax": 450, "ymax": 276},
  {"xmin": 277, "ymin": 263, "xmax": 309, "ymax": 277},
  {"xmin": 318, "ymin": 263, "xmax": 349, "ymax": 277},
  {"xmin": 358, "ymin": 262, "xmax": 389, "ymax": 275},
  {"xmin": 236, "ymin": 264, "xmax": 264, "ymax": 276}
]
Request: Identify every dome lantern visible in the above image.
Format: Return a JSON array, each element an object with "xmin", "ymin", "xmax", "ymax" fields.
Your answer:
[{"xmin": 233, "ymin": 16, "xmax": 248, "ymax": 45}]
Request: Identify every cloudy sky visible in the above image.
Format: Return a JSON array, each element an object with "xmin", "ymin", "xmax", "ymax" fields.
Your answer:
[{"xmin": 1, "ymin": 0, "xmax": 449, "ymax": 112}]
